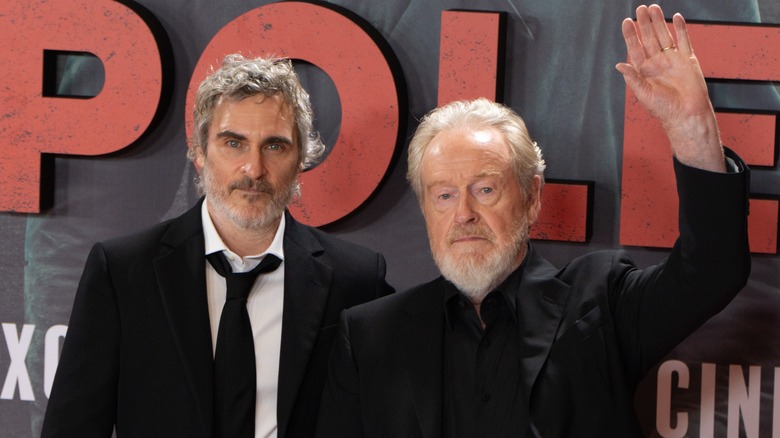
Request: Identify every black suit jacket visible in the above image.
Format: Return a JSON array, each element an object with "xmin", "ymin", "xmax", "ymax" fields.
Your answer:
[
  {"xmin": 316, "ymin": 154, "xmax": 751, "ymax": 437},
  {"xmin": 41, "ymin": 200, "xmax": 393, "ymax": 438}
]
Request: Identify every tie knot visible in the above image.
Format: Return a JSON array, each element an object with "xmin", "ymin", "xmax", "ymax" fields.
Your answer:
[{"xmin": 207, "ymin": 252, "xmax": 282, "ymax": 300}]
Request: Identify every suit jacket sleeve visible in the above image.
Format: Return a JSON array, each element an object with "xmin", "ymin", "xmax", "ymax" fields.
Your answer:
[
  {"xmin": 315, "ymin": 310, "xmax": 364, "ymax": 438},
  {"xmin": 41, "ymin": 242, "xmax": 120, "ymax": 438},
  {"xmin": 612, "ymin": 148, "xmax": 751, "ymax": 379}
]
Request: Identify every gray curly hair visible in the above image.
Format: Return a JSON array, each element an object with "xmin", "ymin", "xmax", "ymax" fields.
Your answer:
[
  {"xmin": 188, "ymin": 54, "xmax": 325, "ymax": 169},
  {"xmin": 406, "ymin": 98, "xmax": 546, "ymax": 204}
]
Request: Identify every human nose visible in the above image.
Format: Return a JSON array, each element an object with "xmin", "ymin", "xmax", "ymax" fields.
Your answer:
[
  {"xmin": 454, "ymin": 194, "xmax": 478, "ymax": 224},
  {"xmin": 240, "ymin": 147, "xmax": 267, "ymax": 180}
]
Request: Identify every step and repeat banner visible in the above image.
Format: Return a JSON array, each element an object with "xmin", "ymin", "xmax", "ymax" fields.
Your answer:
[{"xmin": 1, "ymin": 1, "xmax": 779, "ymax": 436}]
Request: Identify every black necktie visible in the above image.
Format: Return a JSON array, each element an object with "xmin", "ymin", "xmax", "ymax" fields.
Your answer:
[{"xmin": 207, "ymin": 251, "xmax": 282, "ymax": 438}]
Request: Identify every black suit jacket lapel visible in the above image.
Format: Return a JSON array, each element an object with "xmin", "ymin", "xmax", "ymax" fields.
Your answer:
[
  {"xmin": 515, "ymin": 245, "xmax": 569, "ymax": 406},
  {"xmin": 277, "ymin": 212, "xmax": 333, "ymax": 437},
  {"xmin": 154, "ymin": 198, "xmax": 215, "ymax": 436},
  {"xmin": 400, "ymin": 280, "xmax": 445, "ymax": 438}
]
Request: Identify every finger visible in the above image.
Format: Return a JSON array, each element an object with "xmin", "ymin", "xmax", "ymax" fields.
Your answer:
[
  {"xmin": 636, "ymin": 5, "xmax": 661, "ymax": 55},
  {"xmin": 615, "ymin": 63, "xmax": 649, "ymax": 101},
  {"xmin": 649, "ymin": 4, "xmax": 676, "ymax": 52},
  {"xmin": 615, "ymin": 62, "xmax": 638, "ymax": 85},
  {"xmin": 621, "ymin": 18, "xmax": 646, "ymax": 66},
  {"xmin": 672, "ymin": 13, "xmax": 694, "ymax": 56}
]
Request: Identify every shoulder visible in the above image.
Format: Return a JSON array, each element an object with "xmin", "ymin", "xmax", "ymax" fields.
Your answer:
[
  {"xmin": 555, "ymin": 249, "xmax": 635, "ymax": 283},
  {"xmin": 345, "ymin": 277, "xmax": 443, "ymax": 320},
  {"xmin": 528, "ymin": 247, "xmax": 641, "ymax": 310},
  {"xmin": 99, "ymin": 218, "xmax": 174, "ymax": 256},
  {"xmin": 521, "ymin": 244, "xmax": 631, "ymax": 285},
  {"xmin": 285, "ymin": 213, "xmax": 384, "ymax": 263},
  {"xmin": 101, "ymin": 220, "xmax": 172, "ymax": 251},
  {"xmin": 331, "ymin": 278, "xmax": 443, "ymax": 351},
  {"xmin": 97, "ymin": 202, "xmax": 202, "ymax": 262}
]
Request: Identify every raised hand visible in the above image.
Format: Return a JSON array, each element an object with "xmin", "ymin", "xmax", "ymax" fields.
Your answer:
[{"xmin": 616, "ymin": 4, "xmax": 725, "ymax": 172}]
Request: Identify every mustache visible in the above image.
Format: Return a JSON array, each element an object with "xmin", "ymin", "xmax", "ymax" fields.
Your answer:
[
  {"xmin": 447, "ymin": 224, "xmax": 495, "ymax": 244},
  {"xmin": 229, "ymin": 177, "xmax": 275, "ymax": 194}
]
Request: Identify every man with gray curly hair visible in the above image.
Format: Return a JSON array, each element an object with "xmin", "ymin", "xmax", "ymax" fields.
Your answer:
[{"xmin": 42, "ymin": 54, "xmax": 392, "ymax": 438}]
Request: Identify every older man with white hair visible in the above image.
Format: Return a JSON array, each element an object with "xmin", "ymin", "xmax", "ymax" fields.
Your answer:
[{"xmin": 316, "ymin": 4, "xmax": 750, "ymax": 437}]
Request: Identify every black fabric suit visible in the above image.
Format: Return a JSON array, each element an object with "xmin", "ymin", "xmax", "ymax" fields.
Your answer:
[
  {"xmin": 317, "ymin": 154, "xmax": 751, "ymax": 437},
  {"xmin": 41, "ymin": 199, "xmax": 393, "ymax": 438}
]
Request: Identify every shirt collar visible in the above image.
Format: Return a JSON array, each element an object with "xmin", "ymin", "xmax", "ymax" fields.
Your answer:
[
  {"xmin": 443, "ymin": 260, "xmax": 526, "ymax": 329},
  {"xmin": 201, "ymin": 198, "xmax": 286, "ymax": 265}
]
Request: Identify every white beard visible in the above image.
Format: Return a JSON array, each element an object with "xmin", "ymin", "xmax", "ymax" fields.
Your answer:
[{"xmin": 432, "ymin": 219, "xmax": 528, "ymax": 303}]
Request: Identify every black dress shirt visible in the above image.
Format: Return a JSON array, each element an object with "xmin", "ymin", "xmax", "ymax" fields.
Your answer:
[{"xmin": 443, "ymin": 265, "xmax": 529, "ymax": 437}]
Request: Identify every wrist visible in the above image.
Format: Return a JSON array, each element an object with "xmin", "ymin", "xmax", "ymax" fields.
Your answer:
[{"xmin": 665, "ymin": 113, "xmax": 726, "ymax": 173}]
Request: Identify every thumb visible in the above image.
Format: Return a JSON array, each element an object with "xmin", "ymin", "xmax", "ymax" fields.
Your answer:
[{"xmin": 615, "ymin": 63, "xmax": 645, "ymax": 96}]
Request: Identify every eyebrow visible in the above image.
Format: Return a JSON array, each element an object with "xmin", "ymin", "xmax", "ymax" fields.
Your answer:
[
  {"xmin": 476, "ymin": 169, "xmax": 502, "ymax": 178},
  {"xmin": 215, "ymin": 130, "xmax": 247, "ymax": 141},
  {"xmin": 265, "ymin": 135, "xmax": 295, "ymax": 145},
  {"xmin": 215, "ymin": 131, "xmax": 294, "ymax": 145}
]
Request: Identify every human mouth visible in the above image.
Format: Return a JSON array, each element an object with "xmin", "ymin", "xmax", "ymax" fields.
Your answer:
[
  {"xmin": 452, "ymin": 235, "xmax": 486, "ymax": 243},
  {"xmin": 447, "ymin": 225, "xmax": 494, "ymax": 245},
  {"xmin": 449, "ymin": 231, "xmax": 491, "ymax": 245},
  {"xmin": 231, "ymin": 178, "xmax": 274, "ymax": 195},
  {"xmin": 238, "ymin": 187, "xmax": 269, "ymax": 194}
]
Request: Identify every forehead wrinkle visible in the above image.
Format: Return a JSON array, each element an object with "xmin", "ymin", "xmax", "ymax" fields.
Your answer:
[{"xmin": 424, "ymin": 166, "xmax": 505, "ymax": 193}]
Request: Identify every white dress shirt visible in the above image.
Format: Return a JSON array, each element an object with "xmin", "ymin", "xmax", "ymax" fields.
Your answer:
[{"xmin": 202, "ymin": 200, "xmax": 285, "ymax": 438}]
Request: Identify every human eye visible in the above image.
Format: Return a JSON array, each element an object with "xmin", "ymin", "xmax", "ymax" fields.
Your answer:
[
  {"xmin": 474, "ymin": 185, "xmax": 495, "ymax": 196},
  {"xmin": 473, "ymin": 183, "xmax": 499, "ymax": 204},
  {"xmin": 264, "ymin": 140, "xmax": 291, "ymax": 153},
  {"xmin": 226, "ymin": 139, "xmax": 241, "ymax": 148},
  {"xmin": 430, "ymin": 189, "xmax": 456, "ymax": 210}
]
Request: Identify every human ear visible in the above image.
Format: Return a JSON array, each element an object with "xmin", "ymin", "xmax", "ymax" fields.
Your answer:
[{"xmin": 526, "ymin": 175, "xmax": 543, "ymax": 226}]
